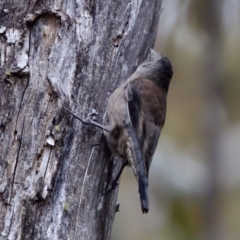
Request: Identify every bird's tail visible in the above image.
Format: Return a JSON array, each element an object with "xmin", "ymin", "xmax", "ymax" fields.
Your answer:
[
  {"xmin": 137, "ymin": 162, "xmax": 149, "ymax": 213},
  {"xmin": 124, "ymin": 125, "xmax": 149, "ymax": 213}
]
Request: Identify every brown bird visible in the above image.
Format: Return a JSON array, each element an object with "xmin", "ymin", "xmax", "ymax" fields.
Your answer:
[
  {"xmin": 63, "ymin": 49, "xmax": 173, "ymax": 213},
  {"xmin": 102, "ymin": 50, "xmax": 173, "ymax": 213}
]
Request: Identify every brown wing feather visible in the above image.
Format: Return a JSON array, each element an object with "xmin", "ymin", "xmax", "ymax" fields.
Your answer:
[{"xmin": 127, "ymin": 78, "xmax": 166, "ymax": 173}]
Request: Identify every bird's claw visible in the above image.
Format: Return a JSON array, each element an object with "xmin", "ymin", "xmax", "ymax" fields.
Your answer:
[
  {"xmin": 87, "ymin": 108, "xmax": 99, "ymax": 121},
  {"xmin": 101, "ymin": 181, "xmax": 119, "ymax": 196},
  {"xmin": 115, "ymin": 202, "xmax": 120, "ymax": 212}
]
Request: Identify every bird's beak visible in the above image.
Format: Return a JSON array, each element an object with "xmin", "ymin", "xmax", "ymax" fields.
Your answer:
[
  {"xmin": 149, "ymin": 48, "xmax": 162, "ymax": 61},
  {"xmin": 150, "ymin": 48, "xmax": 156, "ymax": 55}
]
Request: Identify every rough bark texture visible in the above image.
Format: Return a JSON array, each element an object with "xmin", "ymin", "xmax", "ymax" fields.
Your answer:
[{"xmin": 0, "ymin": 0, "xmax": 162, "ymax": 239}]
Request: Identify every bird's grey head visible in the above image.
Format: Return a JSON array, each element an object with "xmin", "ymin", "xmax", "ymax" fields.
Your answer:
[{"xmin": 134, "ymin": 49, "xmax": 173, "ymax": 92}]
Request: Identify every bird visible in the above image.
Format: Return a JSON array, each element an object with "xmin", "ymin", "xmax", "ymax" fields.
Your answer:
[
  {"xmin": 63, "ymin": 49, "xmax": 173, "ymax": 213},
  {"xmin": 102, "ymin": 49, "xmax": 173, "ymax": 213}
]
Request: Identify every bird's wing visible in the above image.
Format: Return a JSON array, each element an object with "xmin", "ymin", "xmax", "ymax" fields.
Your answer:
[{"xmin": 126, "ymin": 78, "xmax": 166, "ymax": 174}]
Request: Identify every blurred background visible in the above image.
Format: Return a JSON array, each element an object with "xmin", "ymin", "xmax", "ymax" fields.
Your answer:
[{"xmin": 112, "ymin": 0, "xmax": 240, "ymax": 239}]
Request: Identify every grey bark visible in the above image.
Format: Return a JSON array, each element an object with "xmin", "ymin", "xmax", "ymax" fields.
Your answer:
[{"xmin": 0, "ymin": 0, "xmax": 162, "ymax": 239}]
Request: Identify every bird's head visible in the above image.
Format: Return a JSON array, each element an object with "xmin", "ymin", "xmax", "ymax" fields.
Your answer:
[{"xmin": 134, "ymin": 49, "xmax": 173, "ymax": 92}]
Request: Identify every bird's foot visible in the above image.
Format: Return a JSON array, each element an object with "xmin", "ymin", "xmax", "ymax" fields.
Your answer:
[
  {"xmin": 102, "ymin": 180, "xmax": 119, "ymax": 196},
  {"xmin": 115, "ymin": 202, "xmax": 120, "ymax": 212},
  {"xmin": 63, "ymin": 107, "xmax": 111, "ymax": 132},
  {"xmin": 87, "ymin": 108, "xmax": 99, "ymax": 121}
]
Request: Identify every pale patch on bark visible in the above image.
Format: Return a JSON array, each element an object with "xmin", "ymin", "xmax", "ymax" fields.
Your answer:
[{"xmin": 5, "ymin": 29, "xmax": 21, "ymax": 44}]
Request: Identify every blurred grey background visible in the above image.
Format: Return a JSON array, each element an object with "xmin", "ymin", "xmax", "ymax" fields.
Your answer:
[{"xmin": 111, "ymin": 0, "xmax": 240, "ymax": 239}]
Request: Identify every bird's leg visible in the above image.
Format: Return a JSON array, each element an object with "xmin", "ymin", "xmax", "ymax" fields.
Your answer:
[
  {"xmin": 102, "ymin": 159, "xmax": 128, "ymax": 195},
  {"xmin": 115, "ymin": 202, "xmax": 120, "ymax": 212},
  {"xmin": 63, "ymin": 107, "xmax": 111, "ymax": 132}
]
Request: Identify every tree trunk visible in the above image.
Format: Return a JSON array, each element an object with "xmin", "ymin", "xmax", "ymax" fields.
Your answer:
[{"xmin": 0, "ymin": 1, "xmax": 162, "ymax": 239}]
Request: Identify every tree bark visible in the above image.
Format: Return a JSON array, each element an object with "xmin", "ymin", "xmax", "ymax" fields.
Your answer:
[{"xmin": 0, "ymin": 0, "xmax": 162, "ymax": 239}]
